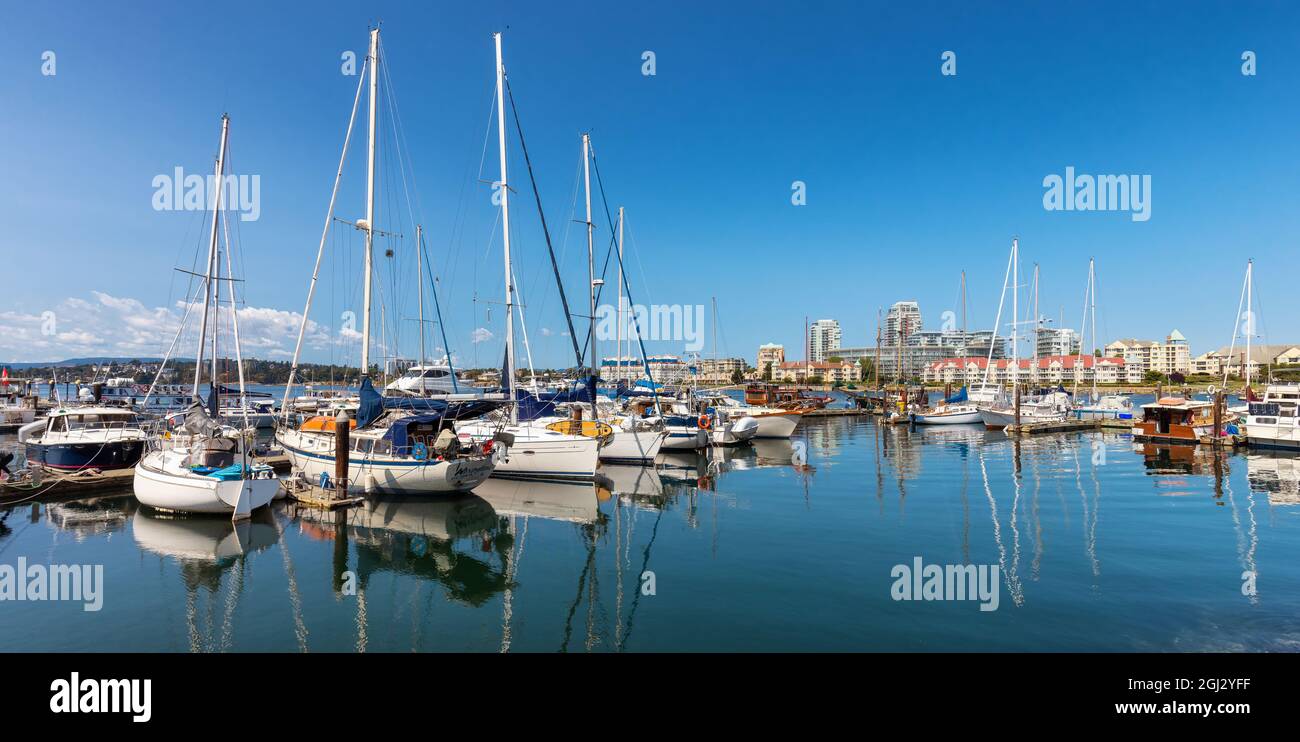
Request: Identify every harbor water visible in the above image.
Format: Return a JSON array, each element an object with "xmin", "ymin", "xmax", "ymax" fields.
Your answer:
[{"xmin": 2, "ymin": 414, "xmax": 1298, "ymax": 652}]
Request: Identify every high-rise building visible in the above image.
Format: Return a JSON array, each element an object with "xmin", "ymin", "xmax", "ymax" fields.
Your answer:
[
  {"xmin": 884, "ymin": 301, "xmax": 922, "ymax": 344},
  {"xmin": 809, "ymin": 319, "xmax": 842, "ymax": 362},
  {"xmin": 1037, "ymin": 327, "xmax": 1081, "ymax": 358}
]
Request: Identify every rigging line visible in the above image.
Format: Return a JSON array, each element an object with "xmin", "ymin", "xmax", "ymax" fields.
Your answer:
[
  {"xmin": 420, "ymin": 230, "xmax": 459, "ymax": 392},
  {"xmin": 504, "ymin": 76, "xmax": 583, "ymax": 368}
]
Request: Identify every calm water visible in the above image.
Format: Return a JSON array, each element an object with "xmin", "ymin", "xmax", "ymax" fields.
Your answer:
[{"xmin": 2, "ymin": 415, "xmax": 1299, "ymax": 652}]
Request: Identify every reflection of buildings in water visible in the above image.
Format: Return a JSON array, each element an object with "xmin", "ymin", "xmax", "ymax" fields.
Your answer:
[
  {"xmin": 800, "ymin": 417, "xmax": 856, "ymax": 456},
  {"xmin": 1246, "ymin": 453, "xmax": 1300, "ymax": 506},
  {"xmin": 131, "ymin": 508, "xmax": 281, "ymax": 652},
  {"xmin": 876, "ymin": 421, "xmax": 923, "ymax": 482},
  {"xmin": 46, "ymin": 496, "xmax": 135, "ymax": 541}
]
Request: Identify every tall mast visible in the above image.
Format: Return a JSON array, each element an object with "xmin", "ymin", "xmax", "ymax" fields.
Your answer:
[
  {"xmin": 1011, "ymin": 238, "xmax": 1019, "ymax": 391},
  {"xmin": 960, "ymin": 270, "xmax": 968, "ymax": 359},
  {"xmin": 192, "ymin": 114, "xmax": 229, "ymax": 400},
  {"xmin": 582, "ymin": 133, "xmax": 597, "ymax": 384},
  {"xmin": 1089, "ymin": 257, "xmax": 1097, "ymax": 399},
  {"xmin": 360, "ymin": 27, "xmax": 379, "ymax": 379},
  {"xmin": 1245, "ymin": 258, "xmax": 1253, "ymax": 393},
  {"xmin": 494, "ymin": 32, "xmax": 516, "ymax": 424},
  {"xmin": 1032, "ymin": 262, "xmax": 1040, "ymax": 383},
  {"xmin": 417, "ymin": 224, "xmax": 426, "ymax": 372},
  {"xmin": 616, "ymin": 206, "xmax": 624, "ymax": 382}
]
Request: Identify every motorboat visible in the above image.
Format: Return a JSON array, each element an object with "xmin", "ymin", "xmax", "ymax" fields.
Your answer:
[
  {"xmin": 1073, "ymin": 393, "xmax": 1135, "ymax": 421},
  {"xmin": 1132, "ymin": 396, "xmax": 1233, "ymax": 445},
  {"xmin": 21, "ymin": 406, "xmax": 148, "ymax": 471},
  {"xmin": 1243, "ymin": 382, "xmax": 1300, "ymax": 450}
]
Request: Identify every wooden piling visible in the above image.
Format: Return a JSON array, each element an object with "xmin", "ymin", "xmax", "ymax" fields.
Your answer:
[{"xmin": 334, "ymin": 409, "xmax": 350, "ymax": 496}]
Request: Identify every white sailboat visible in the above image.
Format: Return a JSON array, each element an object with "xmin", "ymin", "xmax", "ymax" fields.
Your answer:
[
  {"xmin": 914, "ymin": 270, "xmax": 985, "ymax": 425},
  {"xmin": 276, "ymin": 27, "xmax": 498, "ymax": 494},
  {"xmin": 977, "ymin": 238, "xmax": 1068, "ymax": 429},
  {"xmin": 453, "ymin": 33, "xmax": 599, "ymax": 481},
  {"xmin": 133, "ymin": 114, "xmax": 280, "ymax": 519}
]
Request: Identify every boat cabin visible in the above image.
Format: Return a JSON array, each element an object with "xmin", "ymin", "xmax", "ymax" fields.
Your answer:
[{"xmin": 1133, "ymin": 397, "xmax": 1214, "ymax": 444}]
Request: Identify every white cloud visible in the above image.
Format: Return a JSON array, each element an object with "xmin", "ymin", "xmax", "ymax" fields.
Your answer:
[
  {"xmin": 471, "ymin": 327, "xmax": 494, "ymax": 344},
  {"xmin": 0, "ymin": 291, "xmax": 334, "ymax": 364}
]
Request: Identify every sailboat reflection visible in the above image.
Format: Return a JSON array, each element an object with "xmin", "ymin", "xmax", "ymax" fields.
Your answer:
[
  {"xmin": 132, "ymin": 508, "xmax": 281, "ymax": 652},
  {"xmin": 133, "ymin": 508, "xmax": 279, "ymax": 563},
  {"xmin": 300, "ymin": 494, "xmax": 507, "ymax": 607},
  {"xmin": 475, "ymin": 477, "xmax": 599, "ymax": 524},
  {"xmin": 597, "ymin": 465, "xmax": 665, "ymax": 508}
]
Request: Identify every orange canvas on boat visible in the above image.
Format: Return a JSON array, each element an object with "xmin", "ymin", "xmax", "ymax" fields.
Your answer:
[{"xmin": 299, "ymin": 415, "xmax": 356, "ymax": 432}]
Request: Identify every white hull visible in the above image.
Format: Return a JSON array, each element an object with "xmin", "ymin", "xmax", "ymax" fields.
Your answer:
[
  {"xmin": 134, "ymin": 450, "xmax": 279, "ymax": 518},
  {"xmin": 277, "ymin": 429, "xmax": 496, "ymax": 493},
  {"xmin": 712, "ymin": 417, "xmax": 759, "ymax": 445},
  {"xmin": 749, "ymin": 411, "xmax": 801, "ymax": 438},
  {"xmin": 456, "ymin": 422, "xmax": 599, "ymax": 480},
  {"xmin": 1245, "ymin": 423, "xmax": 1300, "ymax": 449},
  {"xmin": 978, "ymin": 407, "xmax": 1067, "ymax": 429},
  {"xmin": 661, "ymin": 427, "xmax": 708, "ymax": 450},
  {"xmin": 913, "ymin": 408, "xmax": 983, "ymax": 425},
  {"xmin": 599, "ymin": 427, "xmax": 666, "ymax": 463}
]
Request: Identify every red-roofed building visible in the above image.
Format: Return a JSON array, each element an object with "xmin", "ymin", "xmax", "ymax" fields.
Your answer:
[{"xmin": 922, "ymin": 355, "xmax": 1130, "ymax": 385}]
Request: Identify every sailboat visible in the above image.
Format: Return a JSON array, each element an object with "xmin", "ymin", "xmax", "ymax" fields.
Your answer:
[
  {"xmin": 133, "ymin": 114, "xmax": 280, "ymax": 519},
  {"xmin": 275, "ymin": 28, "xmax": 499, "ymax": 494},
  {"xmin": 1071, "ymin": 258, "xmax": 1134, "ymax": 421},
  {"xmin": 451, "ymin": 33, "xmax": 600, "ymax": 481},
  {"xmin": 977, "ymin": 239, "xmax": 1070, "ymax": 429},
  {"xmin": 914, "ymin": 271, "xmax": 985, "ymax": 425}
]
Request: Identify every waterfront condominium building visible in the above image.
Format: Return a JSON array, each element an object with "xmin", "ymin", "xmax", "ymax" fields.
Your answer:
[
  {"xmin": 756, "ymin": 343, "xmax": 785, "ymax": 378},
  {"xmin": 1104, "ymin": 330, "xmax": 1191, "ymax": 375},
  {"xmin": 694, "ymin": 357, "xmax": 747, "ymax": 384},
  {"xmin": 884, "ymin": 301, "xmax": 922, "ymax": 344},
  {"xmin": 1191, "ymin": 344, "xmax": 1300, "ymax": 379},
  {"xmin": 809, "ymin": 319, "xmax": 842, "ymax": 362},
  {"xmin": 1036, "ymin": 327, "xmax": 1082, "ymax": 358},
  {"xmin": 601, "ymin": 355, "xmax": 689, "ymax": 385}
]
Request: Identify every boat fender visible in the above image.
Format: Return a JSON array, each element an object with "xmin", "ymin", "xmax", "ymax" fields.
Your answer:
[
  {"xmin": 412, "ymin": 442, "xmax": 429, "ymax": 461},
  {"xmin": 698, "ymin": 415, "xmax": 712, "ymax": 430}
]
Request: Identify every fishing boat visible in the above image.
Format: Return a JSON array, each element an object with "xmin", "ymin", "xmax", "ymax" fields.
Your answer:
[
  {"xmin": 20, "ymin": 406, "xmax": 147, "ymax": 471},
  {"xmin": 133, "ymin": 114, "xmax": 280, "ymax": 519},
  {"xmin": 1243, "ymin": 382, "xmax": 1300, "ymax": 450},
  {"xmin": 0, "ymin": 372, "xmax": 35, "ymax": 425},
  {"xmin": 276, "ymin": 28, "xmax": 502, "ymax": 494},
  {"xmin": 1131, "ymin": 396, "xmax": 1231, "ymax": 445}
]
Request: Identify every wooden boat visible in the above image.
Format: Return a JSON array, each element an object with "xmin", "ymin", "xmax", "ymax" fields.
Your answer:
[{"xmin": 1132, "ymin": 397, "xmax": 1235, "ymax": 445}]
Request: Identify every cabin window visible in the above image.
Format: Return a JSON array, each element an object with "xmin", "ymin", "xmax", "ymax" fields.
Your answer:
[{"xmin": 1255, "ymin": 417, "xmax": 1277, "ymax": 425}]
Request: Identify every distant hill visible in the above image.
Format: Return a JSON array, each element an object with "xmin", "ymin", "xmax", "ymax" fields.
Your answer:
[{"xmin": 2, "ymin": 357, "xmax": 179, "ymax": 369}]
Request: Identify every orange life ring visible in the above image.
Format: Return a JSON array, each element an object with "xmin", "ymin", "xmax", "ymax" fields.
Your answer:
[{"xmin": 698, "ymin": 414, "xmax": 712, "ymax": 430}]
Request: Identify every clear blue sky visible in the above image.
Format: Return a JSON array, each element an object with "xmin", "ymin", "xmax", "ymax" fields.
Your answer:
[{"xmin": 2, "ymin": 1, "xmax": 1297, "ymax": 367}]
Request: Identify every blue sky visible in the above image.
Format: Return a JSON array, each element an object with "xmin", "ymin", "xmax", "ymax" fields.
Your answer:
[{"xmin": 1, "ymin": 1, "xmax": 1298, "ymax": 367}]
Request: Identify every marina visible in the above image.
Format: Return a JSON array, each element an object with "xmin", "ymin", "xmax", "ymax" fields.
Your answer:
[
  {"xmin": 3, "ymin": 412, "xmax": 1299, "ymax": 652},
  {"xmin": 3, "ymin": 1, "xmax": 1300, "ymax": 683}
]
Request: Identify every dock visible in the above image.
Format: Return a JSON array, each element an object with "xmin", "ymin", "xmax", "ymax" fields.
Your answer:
[
  {"xmin": 1004, "ymin": 419, "xmax": 1099, "ymax": 436},
  {"xmin": 803, "ymin": 408, "xmax": 872, "ymax": 418}
]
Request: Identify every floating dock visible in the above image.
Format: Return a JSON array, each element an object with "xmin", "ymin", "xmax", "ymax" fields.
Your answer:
[
  {"xmin": 803, "ymin": 408, "xmax": 872, "ymax": 418},
  {"xmin": 1004, "ymin": 419, "xmax": 1099, "ymax": 436}
]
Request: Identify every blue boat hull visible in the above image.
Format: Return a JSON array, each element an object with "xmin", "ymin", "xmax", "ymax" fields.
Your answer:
[{"xmin": 25, "ymin": 440, "xmax": 145, "ymax": 471}]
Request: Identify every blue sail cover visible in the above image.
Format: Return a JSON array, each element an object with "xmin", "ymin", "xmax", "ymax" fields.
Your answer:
[
  {"xmin": 382, "ymin": 397, "xmax": 505, "ymax": 420},
  {"xmin": 944, "ymin": 386, "xmax": 969, "ymax": 404},
  {"xmin": 513, "ymin": 375, "xmax": 597, "ymax": 422},
  {"xmin": 356, "ymin": 377, "xmax": 385, "ymax": 429}
]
